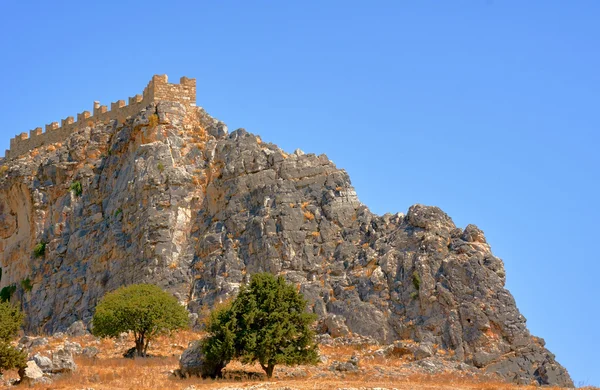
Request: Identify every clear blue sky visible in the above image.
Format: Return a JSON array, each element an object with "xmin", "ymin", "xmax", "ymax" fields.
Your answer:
[{"xmin": 1, "ymin": 0, "xmax": 598, "ymax": 386}]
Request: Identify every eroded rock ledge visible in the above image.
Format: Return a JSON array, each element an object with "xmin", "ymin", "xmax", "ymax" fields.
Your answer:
[{"xmin": 0, "ymin": 102, "xmax": 572, "ymax": 386}]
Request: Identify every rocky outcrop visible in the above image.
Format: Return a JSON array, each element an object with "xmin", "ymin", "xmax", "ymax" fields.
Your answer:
[
  {"xmin": 19, "ymin": 360, "xmax": 44, "ymax": 384},
  {"xmin": 178, "ymin": 339, "xmax": 226, "ymax": 378},
  {"xmin": 0, "ymin": 97, "xmax": 572, "ymax": 386}
]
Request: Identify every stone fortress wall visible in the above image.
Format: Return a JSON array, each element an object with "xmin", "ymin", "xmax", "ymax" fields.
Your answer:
[{"xmin": 4, "ymin": 75, "xmax": 196, "ymax": 159}]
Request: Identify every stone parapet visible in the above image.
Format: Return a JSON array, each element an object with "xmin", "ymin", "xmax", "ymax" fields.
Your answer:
[{"xmin": 4, "ymin": 75, "xmax": 196, "ymax": 159}]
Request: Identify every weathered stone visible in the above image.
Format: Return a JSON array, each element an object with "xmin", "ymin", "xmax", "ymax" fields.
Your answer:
[
  {"xmin": 65, "ymin": 320, "xmax": 88, "ymax": 337},
  {"xmin": 32, "ymin": 353, "xmax": 53, "ymax": 373},
  {"xmin": 82, "ymin": 346, "xmax": 99, "ymax": 359},
  {"xmin": 329, "ymin": 355, "xmax": 360, "ymax": 372},
  {"xmin": 179, "ymin": 340, "xmax": 227, "ymax": 379},
  {"xmin": 19, "ymin": 336, "xmax": 48, "ymax": 349},
  {"xmin": 319, "ymin": 314, "xmax": 350, "ymax": 338},
  {"xmin": 64, "ymin": 341, "xmax": 82, "ymax": 355},
  {"xmin": 413, "ymin": 342, "xmax": 433, "ymax": 360},
  {"xmin": 19, "ymin": 360, "xmax": 44, "ymax": 384},
  {"xmin": 51, "ymin": 348, "xmax": 77, "ymax": 373}
]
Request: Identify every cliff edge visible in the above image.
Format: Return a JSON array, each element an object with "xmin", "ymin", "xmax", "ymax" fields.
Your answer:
[{"xmin": 0, "ymin": 75, "xmax": 573, "ymax": 387}]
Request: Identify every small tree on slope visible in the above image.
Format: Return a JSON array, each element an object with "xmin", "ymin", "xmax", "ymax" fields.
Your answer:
[
  {"xmin": 0, "ymin": 301, "xmax": 26, "ymax": 374},
  {"xmin": 92, "ymin": 284, "xmax": 189, "ymax": 357},
  {"xmin": 203, "ymin": 273, "xmax": 319, "ymax": 378}
]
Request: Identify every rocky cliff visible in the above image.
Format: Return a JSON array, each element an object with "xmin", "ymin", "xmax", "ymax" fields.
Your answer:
[{"xmin": 0, "ymin": 89, "xmax": 572, "ymax": 386}]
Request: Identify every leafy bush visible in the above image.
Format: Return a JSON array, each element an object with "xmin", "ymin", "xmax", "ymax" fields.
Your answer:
[
  {"xmin": 0, "ymin": 285, "xmax": 16, "ymax": 302},
  {"xmin": 0, "ymin": 301, "xmax": 27, "ymax": 374},
  {"xmin": 203, "ymin": 273, "xmax": 319, "ymax": 378},
  {"xmin": 92, "ymin": 284, "xmax": 189, "ymax": 357},
  {"xmin": 157, "ymin": 162, "xmax": 165, "ymax": 172},
  {"xmin": 70, "ymin": 180, "xmax": 83, "ymax": 197},
  {"xmin": 201, "ymin": 302, "xmax": 237, "ymax": 378},
  {"xmin": 20, "ymin": 278, "xmax": 33, "ymax": 292},
  {"xmin": 33, "ymin": 242, "xmax": 46, "ymax": 257},
  {"xmin": 412, "ymin": 271, "xmax": 421, "ymax": 290},
  {"xmin": 114, "ymin": 208, "xmax": 123, "ymax": 218}
]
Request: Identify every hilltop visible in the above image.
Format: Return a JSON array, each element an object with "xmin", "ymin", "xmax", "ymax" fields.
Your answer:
[{"xmin": 0, "ymin": 75, "xmax": 572, "ymax": 387}]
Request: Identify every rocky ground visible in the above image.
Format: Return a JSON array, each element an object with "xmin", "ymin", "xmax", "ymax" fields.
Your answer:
[{"xmin": 0, "ymin": 326, "xmax": 590, "ymax": 390}]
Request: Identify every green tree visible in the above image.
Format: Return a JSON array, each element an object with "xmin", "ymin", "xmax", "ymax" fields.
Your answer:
[
  {"xmin": 200, "ymin": 302, "xmax": 237, "ymax": 378},
  {"xmin": 92, "ymin": 284, "xmax": 189, "ymax": 357},
  {"xmin": 0, "ymin": 301, "xmax": 26, "ymax": 374},
  {"xmin": 203, "ymin": 273, "xmax": 319, "ymax": 378}
]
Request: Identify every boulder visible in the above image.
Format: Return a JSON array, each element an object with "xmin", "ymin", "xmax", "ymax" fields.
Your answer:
[
  {"xmin": 51, "ymin": 348, "xmax": 77, "ymax": 373},
  {"xmin": 178, "ymin": 340, "xmax": 227, "ymax": 378},
  {"xmin": 320, "ymin": 314, "xmax": 350, "ymax": 338},
  {"xmin": 19, "ymin": 336, "xmax": 48, "ymax": 349},
  {"xmin": 64, "ymin": 341, "xmax": 82, "ymax": 355},
  {"xmin": 32, "ymin": 353, "xmax": 52, "ymax": 373},
  {"xmin": 19, "ymin": 360, "xmax": 44, "ymax": 384},
  {"xmin": 82, "ymin": 346, "xmax": 99, "ymax": 359},
  {"xmin": 65, "ymin": 320, "xmax": 88, "ymax": 337},
  {"xmin": 413, "ymin": 342, "xmax": 433, "ymax": 360}
]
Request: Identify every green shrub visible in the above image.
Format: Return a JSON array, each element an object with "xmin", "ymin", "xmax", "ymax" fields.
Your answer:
[
  {"xmin": 0, "ymin": 285, "xmax": 16, "ymax": 302},
  {"xmin": 92, "ymin": 284, "xmax": 189, "ymax": 357},
  {"xmin": 114, "ymin": 208, "xmax": 122, "ymax": 218},
  {"xmin": 412, "ymin": 271, "xmax": 421, "ymax": 291},
  {"xmin": 202, "ymin": 273, "xmax": 319, "ymax": 378},
  {"xmin": 0, "ymin": 301, "xmax": 27, "ymax": 374},
  {"xmin": 157, "ymin": 162, "xmax": 165, "ymax": 172},
  {"xmin": 70, "ymin": 180, "xmax": 83, "ymax": 197},
  {"xmin": 0, "ymin": 301, "xmax": 23, "ymax": 341},
  {"xmin": 201, "ymin": 302, "xmax": 237, "ymax": 378},
  {"xmin": 33, "ymin": 242, "xmax": 46, "ymax": 257},
  {"xmin": 20, "ymin": 278, "xmax": 33, "ymax": 292}
]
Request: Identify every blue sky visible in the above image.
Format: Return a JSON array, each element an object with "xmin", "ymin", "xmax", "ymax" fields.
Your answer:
[{"xmin": 1, "ymin": 0, "xmax": 598, "ymax": 386}]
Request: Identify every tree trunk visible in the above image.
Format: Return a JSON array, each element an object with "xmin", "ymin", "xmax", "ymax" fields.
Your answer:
[
  {"xmin": 262, "ymin": 363, "xmax": 275, "ymax": 378},
  {"xmin": 135, "ymin": 335, "xmax": 145, "ymax": 357}
]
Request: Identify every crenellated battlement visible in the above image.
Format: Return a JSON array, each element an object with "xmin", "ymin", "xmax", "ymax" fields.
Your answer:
[{"xmin": 4, "ymin": 75, "xmax": 196, "ymax": 159}]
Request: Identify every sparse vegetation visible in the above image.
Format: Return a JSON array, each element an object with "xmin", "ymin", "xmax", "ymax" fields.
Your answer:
[
  {"xmin": 114, "ymin": 208, "xmax": 123, "ymax": 218},
  {"xmin": 148, "ymin": 114, "xmax": 159, "ymax": 128},
  {"xmin": 70, "ymin": 180, "xmax": 83, "ymax": 196},
  {"xmin": 20, "ymin": 277, "xmax": 33, "ymax": 292},
  {"xmin": 0, "ymin": 301, "xmax": 26, "ymax": 374},
  {"xmin": 91, "ymin": 284, "xmax": 189, "ymax": 357},
  {"xmin": 0, "ymin": 285, "xmax": 16, "ymax": 302},
  {"xmin": 157, "ymin": 162, "xmax": 165, "ymax": 172},
  {"xmin": 0, "ymin": 165, "xmax": 8, "ymax": 175},
  {"xmin": 33, "ymin": 241, "xmax": 46, "ymax": 257},
  {"xmin": 412, "ymin": 270, "xmax": 421, "ymax": 291},
  {"xmin": 203, "ymin": 273, "xmax": 319, "ymax": 378}
]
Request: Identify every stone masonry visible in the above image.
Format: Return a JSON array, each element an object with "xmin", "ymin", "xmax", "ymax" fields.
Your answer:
[{"xmin": 5, "ymin": 75, "xmax": 196, "ymax": 159}]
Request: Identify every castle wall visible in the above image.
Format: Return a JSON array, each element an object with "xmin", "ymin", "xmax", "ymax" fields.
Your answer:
[{"xmin": 5, "ymin": 75, "xmax": 196, "ymax": 159}]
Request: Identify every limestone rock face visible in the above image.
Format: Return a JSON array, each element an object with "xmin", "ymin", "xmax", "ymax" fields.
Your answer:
[{"xmin": 0, "ymin": 102, "xmax": 572, "ymax": 386}]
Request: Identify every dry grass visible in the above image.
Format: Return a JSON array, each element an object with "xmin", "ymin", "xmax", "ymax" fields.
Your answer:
[
  {"xmin": 1, "ymin": 330, "xmax": 581, "ymax": 390},
  {"xmin": 148, "ymin": 114, "xmax": 159, "ymax": 128}
]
